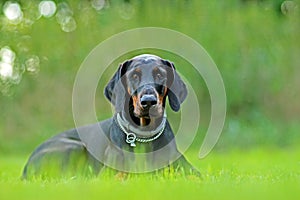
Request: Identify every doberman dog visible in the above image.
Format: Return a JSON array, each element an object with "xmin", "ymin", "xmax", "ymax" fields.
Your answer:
[{"xmin": 22, "ymin": 54, "xmax": 199, "ymax": 179}]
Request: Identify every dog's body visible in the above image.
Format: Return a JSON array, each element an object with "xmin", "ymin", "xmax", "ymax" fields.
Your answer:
[{"xmin": 22, "ymin": 54, "xmax": 198, "ymax": 178}]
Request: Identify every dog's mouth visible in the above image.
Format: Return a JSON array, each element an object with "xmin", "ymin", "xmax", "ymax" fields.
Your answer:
[{"xmin": 139, "ymin": 105, "xmax": 162, "ymax": 118}]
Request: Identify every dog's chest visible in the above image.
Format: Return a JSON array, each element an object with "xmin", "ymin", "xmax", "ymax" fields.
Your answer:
[{"xmin": 125, "ymin": 142, "xmax": 153, "ymax": 154}]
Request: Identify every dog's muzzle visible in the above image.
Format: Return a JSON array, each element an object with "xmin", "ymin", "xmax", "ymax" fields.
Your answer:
[{"xmin": 139, "ymin": 85, "xmax": 158, "ymax": 108}]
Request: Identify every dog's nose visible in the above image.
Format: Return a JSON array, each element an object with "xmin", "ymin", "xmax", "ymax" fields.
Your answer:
[
  {"xmin": 140, "ymin": 85, "xmax": 157, "ymax": 108},
  {"xmin": 140, "ymin": 94, "xmax": 157, "ymax": 108}
]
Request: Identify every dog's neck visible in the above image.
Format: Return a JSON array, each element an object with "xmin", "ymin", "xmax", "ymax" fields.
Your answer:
[
  {"xmin": 122, "ymin": 111, "xmax": 164, "ymax": 131},
  {"xmin": 139, "ymin": 117, "xmax": 162, "ymax": 129}
]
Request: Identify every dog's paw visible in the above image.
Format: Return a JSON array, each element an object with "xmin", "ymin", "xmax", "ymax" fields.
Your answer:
[
  {"xmin": 114, "ymin": 172, "xmax": 128, "ymax": 181},
  {"xmin": 188, "ymin": 167, "xmax": 202, "ymax": 179}
]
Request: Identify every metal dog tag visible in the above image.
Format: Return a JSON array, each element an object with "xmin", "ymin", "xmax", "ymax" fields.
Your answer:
[{"xmin": 126, "ymin": 133, "xmax": 136, "ymax": 147}]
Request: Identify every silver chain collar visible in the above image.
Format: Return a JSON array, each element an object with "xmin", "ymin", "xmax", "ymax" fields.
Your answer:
[{"xmin": 115, "ymin": 113, "xmax": 166, "ymax": 147}]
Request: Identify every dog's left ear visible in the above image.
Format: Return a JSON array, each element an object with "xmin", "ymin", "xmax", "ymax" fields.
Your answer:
[
  {"xmin": 104, "ymin": 60, "xmax": 132, "ymax": 106},
  {"xmin": 162, "ymin": 60, "xmax": 188, "ymax": 112}
]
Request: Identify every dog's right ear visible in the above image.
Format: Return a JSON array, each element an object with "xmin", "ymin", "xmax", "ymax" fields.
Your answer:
[{"xmin": 104, "ymin": 60, "xmax": 132, "ymax": 106}]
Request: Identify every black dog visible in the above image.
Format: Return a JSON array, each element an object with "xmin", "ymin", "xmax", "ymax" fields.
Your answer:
[{"xmin": 22, "ymin": 54, "xmax": 199, "ymax": 178}]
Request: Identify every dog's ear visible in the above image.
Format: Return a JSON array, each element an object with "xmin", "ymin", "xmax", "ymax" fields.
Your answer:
[
  {"xmin": 163, "ymin": 60, "xmax": 187, "ymax": 112},
  {"xmin": 104, "ymin": 60, "xmax": 132, "ymax": 106}
]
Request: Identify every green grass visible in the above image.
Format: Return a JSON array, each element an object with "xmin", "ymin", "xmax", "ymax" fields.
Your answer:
[
  {"xmin": 1, "ymin": 148, "xmax": 299, "ymax": 200},
  {"xmin": 0, "ymin": 0, "xmax": 300, "ymax": 199}
]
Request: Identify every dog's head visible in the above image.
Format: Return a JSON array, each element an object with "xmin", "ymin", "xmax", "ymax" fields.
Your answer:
[{"xmin": 104, "ymin": 54, "xmax": 187, "ymax": 121}]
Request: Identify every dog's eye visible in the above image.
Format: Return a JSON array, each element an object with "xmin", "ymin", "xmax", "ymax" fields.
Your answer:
[
  {"xmin": 156, "ymin": 73, "xmax": 163, "ymax": 80},
  {"xmin": 132, "ymin": 73, "xmax": 140, "ymax": 81}
]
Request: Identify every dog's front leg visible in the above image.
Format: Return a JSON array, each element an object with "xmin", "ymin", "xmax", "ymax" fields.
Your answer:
[
  {"xmin": 104, "ymin": 144, "xmax": 125, "ymax": 170},
  {"xmin": 104, "ymin": 144, "xmax": 137, "ymax": 180},
  {"xmin": 171, "ymin": 155, "xmax": 201, "ymax": 177}
]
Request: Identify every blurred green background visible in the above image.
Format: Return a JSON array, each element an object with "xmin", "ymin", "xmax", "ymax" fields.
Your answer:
[{"xmin": 0, "ymin": 0, "xmax": 299, "ymax": 156}]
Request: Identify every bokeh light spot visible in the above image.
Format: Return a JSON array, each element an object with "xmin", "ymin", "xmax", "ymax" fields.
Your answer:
[
  {"xmin": 60, "ymin": 16, "xmax": 77, "ymax": 32},
  {"xmin": 0, "ymin": 47, "xmax": 16, "ymax": 79},
  {"xmin": 55, "ymin": 2, "xmax": 77, "ymax": 32},
  {"xmin": 281, "ymin": 1, "xmax": 298, "ymax": 15},
  {"xmin": 39, "ymin": 0, "xmax": 57, "ymax": 18},
  {"xmin": 0, "ymin": 62, "xmax": 13, "ymax": 79},
  {"xmin": 91, "ymin": 0, "xmax": 106, "ymax": 11},
  {"xmin": 0, "ymin": 47, "xmax": 16, "ymax": 64},
  {"xmin": 25, "ymin": 55, "xmax": 40, "ymax": 74},
  {"xmin": 3, "ymin": 1, "xmax": 23, "ymax": 23}
]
